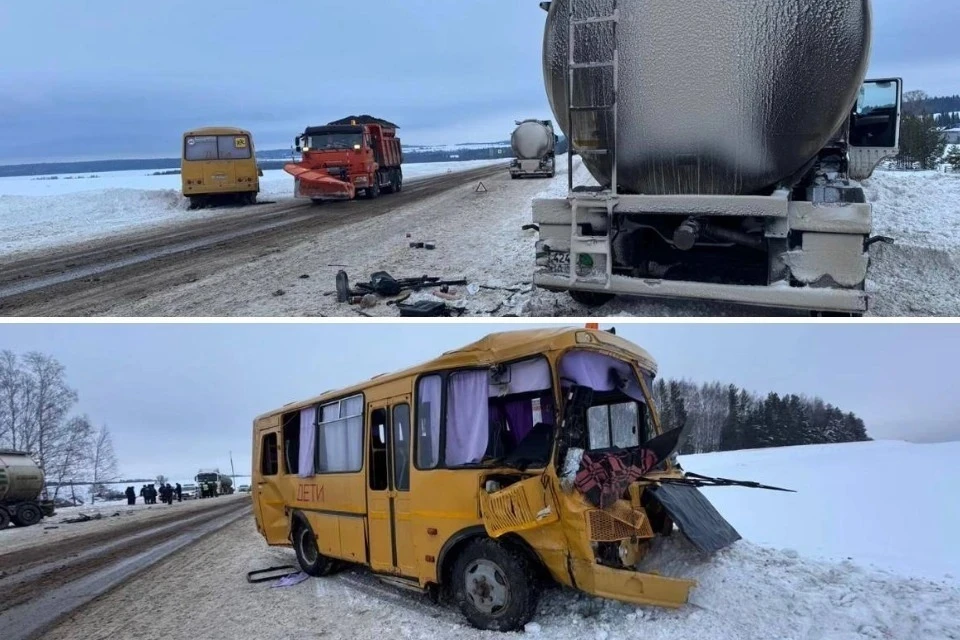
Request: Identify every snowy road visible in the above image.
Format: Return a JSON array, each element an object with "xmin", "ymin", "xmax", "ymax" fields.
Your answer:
[
  {"xmin": 0, "ymin": 160, "xmax": 955, "ymax": 317},
  {"xmin": 0, "ymin": 164, "xmax": 507, "ymax": 316},
  {"xmin": 0, "ymin": 496, "xmax": 249, "ymax": 640}
]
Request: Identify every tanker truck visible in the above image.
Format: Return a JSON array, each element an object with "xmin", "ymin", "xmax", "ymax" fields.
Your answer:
[
  {"xmin": 194, "ymin": 469, "xmax": 234, "ymax": 498},
  {"xmin": 510, "ymin": 119, "xmax": 558, "ymax": 178},
  {"xmin": 0, "ymin": 450, "xmax": 55, "ymax": 529},
  {"xmin": 532, "ymin": 0, "xmax": 902, "ymax": 316}
]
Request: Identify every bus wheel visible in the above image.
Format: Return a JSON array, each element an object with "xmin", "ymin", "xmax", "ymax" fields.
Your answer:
[
  {"xmin": 452, "ymin": 539, "xmax": 538, "ymax": 632},
  {"xmin": 13, "ymin": 502, "xmax": 42, "ymax": 527},
  {"xmin": 188, "ymin": 197, "xmax": 200, "ymax": 210},
  {"xmin": 293, "ymin": 522, "xmax": 337, "ymax": 577}
]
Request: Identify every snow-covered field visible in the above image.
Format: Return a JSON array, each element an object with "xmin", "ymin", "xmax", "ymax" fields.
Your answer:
[
  {"xmin": 0, "ymin": 159, "xmax": 505, "ymax": 256},
  {"xmin": 36, "ymin": 441, "xmax": 960, "ymax": 640}
]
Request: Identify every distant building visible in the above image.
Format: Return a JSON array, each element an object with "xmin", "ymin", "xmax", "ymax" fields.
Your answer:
[{"xmin": 944, "ymin": 129, "xmax": 960, "ymax": 145}]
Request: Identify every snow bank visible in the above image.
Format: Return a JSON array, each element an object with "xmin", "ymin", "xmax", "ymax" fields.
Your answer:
[
  {"xmin": 0, "ymin": 160, "xmax": 505, "ymax": 256},
  {"xmin": 680, "ymin": 440, "xmax": 960, "ymax": 583},
  {"xmin": 863, "ymin": 170, "xmax": 960, "ymax": 251}
]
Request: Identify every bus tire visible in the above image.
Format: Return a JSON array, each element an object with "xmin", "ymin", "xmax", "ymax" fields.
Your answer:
[
  {"xmin": 293, "ymin": 521, "xmax": 337, "ymax": 577},
  {"xmin": 451, "ymin": 538, "xmax": 538, "ymax": 632},
  {"xmin": 13, "ymin": 502, "xmax": 42, "ymax": 528}
]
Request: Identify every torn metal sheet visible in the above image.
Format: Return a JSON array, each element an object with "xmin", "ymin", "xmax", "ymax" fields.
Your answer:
[{"xmin": 648, "ymin": 483, "xmax": 741, "ymax": 553}]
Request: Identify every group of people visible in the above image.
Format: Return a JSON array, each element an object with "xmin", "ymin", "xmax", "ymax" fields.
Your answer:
[{"xmin": 124, "ymin": 483, "xmax": 183, "ymax": 505}]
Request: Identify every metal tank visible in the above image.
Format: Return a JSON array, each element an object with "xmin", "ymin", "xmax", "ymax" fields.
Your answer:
[
  {"xmin": 542, "ymin": 0, "xmax": 872, "ymax": 195},
  {"xmin": 512, "ymin": 119, "xmax": 556, "ymax": 160},
  {"xmin": 0, "ymin": 450, "xmax": 45, "ymax": 503}
]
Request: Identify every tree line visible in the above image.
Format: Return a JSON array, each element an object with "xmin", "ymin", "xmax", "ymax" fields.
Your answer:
[
  {"xmin": 0, "ymin": 351, "xmax": 118, "ymax": 503},
  {"xmin": 895, "ymin": 90, "xmax": 957, "ymax": 171},
  {"xmin": 651, "ymin": 378, "xmax": 871, "ymax": 455}
]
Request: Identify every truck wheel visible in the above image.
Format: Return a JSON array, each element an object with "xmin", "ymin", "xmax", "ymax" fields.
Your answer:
[
  {"xmin": 0, "ymin": 506, "xmax": 10, "ymax": 529},
  {"xmin": 293, "ymin": 522, "xmax": 337, "ymax": 577},
  {"xmin": 13, "ymin": 502, "xmax": 42, "ymax": 527},
  {"xmin": 451, "ymin": 538, "xmax": 538, "ymax": 632},
  {"xmin": 395, "ymin": 171, "xmax": 403, "ymax": 193},
  {"xmin": 569, "ymin": 290, "xmax": 615, "ymax": 307},
  {"xmin": 382, "ymin": 170, "xmax": 396, "ymax": 194},
  {"xmin": 366, "ymin": 173, "xmax": 381, "ymax": 199}
]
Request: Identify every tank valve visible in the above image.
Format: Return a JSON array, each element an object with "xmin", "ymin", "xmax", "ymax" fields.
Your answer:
[{"xmin": 673, "ymin": 219, "xmax": 701, "ymax": 251}]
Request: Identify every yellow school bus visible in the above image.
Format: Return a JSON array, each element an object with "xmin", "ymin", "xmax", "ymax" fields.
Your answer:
[
  {"xmin": 181, "ymin": 126, "xmax": 261, "ymax": 209},
  {"xmin": 252, "ymin": 327, "xmax": 742, "ymax": 631}
]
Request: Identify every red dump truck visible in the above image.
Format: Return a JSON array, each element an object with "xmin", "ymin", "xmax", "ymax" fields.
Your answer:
[{"xmin": 286, "ymin": 115, "xmax": 404, "ymax": 202}]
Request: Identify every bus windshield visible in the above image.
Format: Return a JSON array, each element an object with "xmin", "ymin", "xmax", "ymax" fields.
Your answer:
[
  {"xmin": 306, "ymin": 133, "xmax": 363, "ymax": 151},
  {"xmin": 184, "ymin": 135, "xmax": 251, "ymax": 161}
]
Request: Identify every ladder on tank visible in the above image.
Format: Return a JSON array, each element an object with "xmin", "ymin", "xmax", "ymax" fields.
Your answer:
[{"xmin": 566, "ymin": 0, "xmax": 620, "ymax": 287}]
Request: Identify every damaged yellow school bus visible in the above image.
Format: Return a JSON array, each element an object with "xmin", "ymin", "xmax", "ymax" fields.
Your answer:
[{"xmin": 252, "ymin": 327, "xmax": 748, "ymax": 631}]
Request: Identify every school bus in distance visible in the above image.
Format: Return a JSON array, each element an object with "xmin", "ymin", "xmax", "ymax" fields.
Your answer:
[
  {"xmin": 252, "ymin": 327, "xmax": 744, "ymax": 631},
  {"xmin": 181, "ymin": 126, "xmax": 262, "ymax": 209}
]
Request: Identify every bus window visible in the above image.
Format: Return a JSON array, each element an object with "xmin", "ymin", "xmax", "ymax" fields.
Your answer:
[
  {"xmin": 260, "ymin": 433, "xmax": 279, "ymax": 476},
  {"xmin": 393, "ymin": 404, "xmax": 410, "ymax": 491},
  {"xmin": 587, "ymin": 402, "xmax": 642, "ymax": 450},
  {"xmin": 218, "ymin": 135, "xmax": 252, "ymax": 160},
  {"xmin": 369, "ymin": 408, "xmax": 389, "ymax": 491},
  {"xmin": 317, "ymin": 394, "xmax": 364, "ymax": 473},
  {"xmin": 184, "ymin": 136, "xmax": 218, "ymax": 161},
  {"xmin": 416, "ymin": 376, "xmax": 442, "ymax": 469},
  {"xmin": 281, "ymin": 411, "xmax": 300, "ymax": 475}
]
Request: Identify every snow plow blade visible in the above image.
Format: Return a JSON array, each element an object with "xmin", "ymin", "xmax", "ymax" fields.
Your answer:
[
  {"xmin": 284, "ymin": 164, "xmax": 356, "ymax": 200},
  {"xmin": 648, "ymin": 483, "xmax": 742, "ymax": 553}
]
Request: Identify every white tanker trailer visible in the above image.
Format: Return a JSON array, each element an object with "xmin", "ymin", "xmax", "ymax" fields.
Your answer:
[
  {"xmin": 532, "ymin": 0, "xmax": 902, "ymax": 316},
  {"xmin": 510, "ymin": 119, "xmax": 558, "ymax": 178},
  {"xmin": 0, "ymin": 450, "xmax": 55, "ymax": 529}
]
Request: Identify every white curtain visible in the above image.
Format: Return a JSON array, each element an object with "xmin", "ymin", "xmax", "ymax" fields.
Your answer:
[
  {"xmin": 445, "ymin": 371, "xmax": 489, "ymax": 466},
  {"xmin": 317, "ymin": 395, "xmax": 363, "ymax": 473},
  {"xmin": 417, "ymin": 376, "xmax": 442, "ymax": 468},
  {"xmin": 489, "ymin": 358, "xmax": 552, "ymax": 397},
  {"xmin": 298, "ymin": 406, "xmax": 316, "ymax": 477}
]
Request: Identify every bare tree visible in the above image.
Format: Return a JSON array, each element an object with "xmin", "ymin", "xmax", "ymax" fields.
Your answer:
[
  {"xmin": 156, "ymin": 474, "xmax": 169, "ymax": 486},
  {"xmin": 0, "ymin": 350, "xmax": 31, "ymax": 450},
  {"xmin": 89, "ymin": 425, "xmax": 119, "ymax": 505},
  {"xmin": 46, "ymin": 415, "xmax": 94, "ymax": 500},
  {"xmin": 21, "ymin": 352, "xmax": 78, "ymax": 470}
]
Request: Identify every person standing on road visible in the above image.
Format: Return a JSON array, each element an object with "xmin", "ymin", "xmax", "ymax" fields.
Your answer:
[
  {"xmin": 125, "ymin": 486, "xmax": 136, "ymax": 505},
  {"xmin": 175, "ymin": 483, "xmax": 183, "ymax": 502},
  {"xmin": 165, "ymin": 483, "xmax": 174, "ymax": 505}
]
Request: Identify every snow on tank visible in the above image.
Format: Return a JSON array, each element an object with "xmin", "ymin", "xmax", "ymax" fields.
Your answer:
[
  {"xmin": 512, "ymin": 119, "xmax": 557, "ymax": 160},
  {"xmin": 0, "ymin": 449, "xmax": 45, "ymax": 503},
  {"xmin": 542, "ymin": 0, "xmax": 872, "ymax": 195}
]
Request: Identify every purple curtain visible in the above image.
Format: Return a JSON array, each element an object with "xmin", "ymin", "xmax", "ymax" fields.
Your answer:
[
  {"xmin": 298, "ymin": 406, "xmax": 316, "ymax": 478},
  {"xmin": 492, "ymin": 393, "xmax": 556, "ymax": 446},
  {"xmin": 445, "ymin": 371, "xmax": 489, "ymax": 465},
  {"xmin": 559, "ymin": 351, "xmax": 647, "ymax": 403}
]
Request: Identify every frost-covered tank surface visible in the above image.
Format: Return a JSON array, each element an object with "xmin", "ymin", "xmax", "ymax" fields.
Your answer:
[
  {"xmin": 512, "ymin": 120, "xmax": 556, "ymax": 160},
  {"xmin": 543, "ymin": 0, "xmax": 872, "ymax": 195},
  {"xmin": 0, "ymin": 450, "xmax": 45, "ymax": 503}
]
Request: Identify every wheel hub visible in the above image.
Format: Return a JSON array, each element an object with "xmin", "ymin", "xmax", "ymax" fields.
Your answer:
[{"xmin": 464, "ymin": 559, "xmax": 509, "ymax": 614}]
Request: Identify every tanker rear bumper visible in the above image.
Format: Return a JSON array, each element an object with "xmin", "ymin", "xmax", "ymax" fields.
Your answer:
[{"xmin": 534, "ymin": 272, "xmax": 867, "ymax": 314}]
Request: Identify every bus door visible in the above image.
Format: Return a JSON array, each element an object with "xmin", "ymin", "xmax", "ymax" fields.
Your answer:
[
  {"xmin": 366, "ymin": 397, "xmax": 416, "ymax": 576},
  {"xmin": 255, "ymin": 426, "xmax": 287, "ymax": 545}
]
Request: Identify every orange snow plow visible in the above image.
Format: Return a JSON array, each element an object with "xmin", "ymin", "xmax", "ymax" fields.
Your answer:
[
  {"xmin": 284, "ymin": 164, "xmax": 356, "ymax": 201},
  {"xmin": 286, "ymin": 115, "xmax": 404, "ymax": 203}
]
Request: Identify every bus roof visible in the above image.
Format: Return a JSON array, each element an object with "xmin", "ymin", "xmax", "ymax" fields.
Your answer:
[
  {"xmin": 183, "ymin": 126, "xmax": 252, "ymax": 137},
  {"xmin": 255, "ymin": 327, "xmax": 657, "ymax": 422}
]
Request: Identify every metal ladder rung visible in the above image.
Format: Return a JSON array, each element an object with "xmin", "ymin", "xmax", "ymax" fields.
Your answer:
[
  {"xmin": 569, "ymin": 61, "xmax": 615, "ymax": 70},
  {"xmin": 571, "ymin": 14, "xmax": 618, "ymax": 26},
  {"xmin": 570, "ymin": 105, "xmax": 615, "ymax": 112}
]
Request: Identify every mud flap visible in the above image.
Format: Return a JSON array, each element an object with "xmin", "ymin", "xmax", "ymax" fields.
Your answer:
[{"xmin": 647, "ymin": 484, "xmax": 741, "ymax": 553}]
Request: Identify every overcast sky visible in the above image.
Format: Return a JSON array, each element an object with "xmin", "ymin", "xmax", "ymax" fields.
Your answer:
[
  {"xmin": 0, "ymin": 322, "xmax": 957, "ymax": 482},
  {"xmin": 0, "ymin": 0, "xmax": 953, "ymax": 163}
]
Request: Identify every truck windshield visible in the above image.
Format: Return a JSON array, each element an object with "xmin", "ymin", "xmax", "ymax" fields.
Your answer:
[
  {"xmin": 196, "ymin": 474, "xmax": 217, "ymax": 482},
  {"xmin": 306, "ymin": 133, "xmax": 363, "ymax": 151}
]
